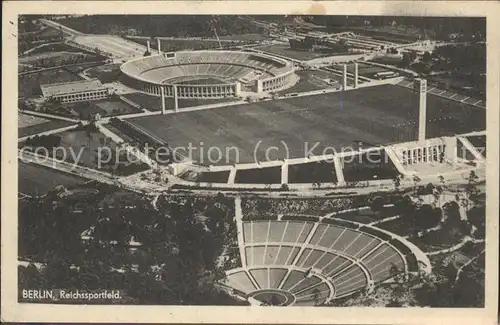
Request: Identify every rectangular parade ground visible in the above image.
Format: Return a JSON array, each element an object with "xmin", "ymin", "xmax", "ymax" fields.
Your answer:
[{"xmin": 128, "ymin": 84, "xmax": 486, "ymax": 166}]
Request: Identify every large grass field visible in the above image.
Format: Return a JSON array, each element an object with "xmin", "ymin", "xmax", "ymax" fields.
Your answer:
[
  {"xmin": 18, "ymin": 161, "xmax": 87, "ymax": 197},
  {"xmin": 18, "ymin": 119, "xmax": 76, "ymax": 138},
  {"xmin": 128, "ymin": 84, "xmax": 485, "ymax": 165},
  {"xmin": 122, "ymin": 92, "xmax": 236, "ymax": 111}
]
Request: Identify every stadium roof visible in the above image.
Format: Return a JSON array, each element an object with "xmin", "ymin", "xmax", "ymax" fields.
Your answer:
[{"xmin": 40, "ymin": 79, "xmax": 107, "ymax": 98}]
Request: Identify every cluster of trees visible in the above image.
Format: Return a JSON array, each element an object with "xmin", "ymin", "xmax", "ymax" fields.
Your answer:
[
  {"xmin": 30, "ymin": 53, "xmax": 102, "ymax": 69},
  {"xmin": 335, "ymin": 250, "xmax": 484, "ymax": 307},
  {"xmin": 18, "ymin": 188, "xmax": 240, "ymax": 305},
  {"xmin": 24, "ymin": 134, "xmax": 62, "ymax": 151},
  {"xmin": 304, "ymin": 16, "xmax": 485, "ymax": 41},
  {"xmin": 433, "ymin": 43, "xmax": 486, "ymax": 72},
  {"xmin": 289, "ymin": 37, "xmax": 315, "ymax": 51},
  {"xmin": 56, "ymin": 15, "xmax": 266, "ymax": 38}
]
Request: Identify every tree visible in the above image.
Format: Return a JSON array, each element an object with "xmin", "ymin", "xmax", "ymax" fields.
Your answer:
[
  {"xmin": 312, "ymin": 288, "xmax": 321, "ymax": 305},
  {"xmin": 392, "ymin": 174, "xmax": 402, "ymax": 191},
  {"xmin": 414, "ymin": 204, "xmax": 441, "ymax": 230},
  {"xmin": 442, "ymin": 201, "xmax": 471, "ymax": 241},
  {"xmin": 422, "ymin": 51, "xmax": 432, "ymax": 63},
  {"xmin": 370, "ymin": 196, "xmax": 385, "ymax": 212},
  {"xmin": 412, "ymin": 175, "xmax": 421, "ymax": 197},
  {"xmin": 401, "ymin": 53, "xmax": 411, "ymax": 67},
  {"xmin": 467, "ymin": 205, "xmax": 485, "ymax": 238}
]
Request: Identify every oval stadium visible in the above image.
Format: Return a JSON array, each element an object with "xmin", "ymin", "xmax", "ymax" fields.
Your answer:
[{"xmin": 120, "ymin": 51, "xmax": 297, "ymax": 98}]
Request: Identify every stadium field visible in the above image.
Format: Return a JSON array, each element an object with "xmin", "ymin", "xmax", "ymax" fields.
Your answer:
[
  {"xmin": 128, "ymin": 84, "xmax": 485, "ymax": 165},
  {"xmin": 122, "ymin": 92, "xmax": 236, "ymax": 111},
  {"xmin": 18, "ymin": 161, "xmax": 87, "ymax": 197}
]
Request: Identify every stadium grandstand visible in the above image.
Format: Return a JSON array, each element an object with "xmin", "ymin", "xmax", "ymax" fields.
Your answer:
[
  {"xmin": 120, "ymin": 50, "xmax": 297, "ymax": 98},
  {"xmin": 224, "ymin": 217, "xmax": 427, "ymax": 306}
]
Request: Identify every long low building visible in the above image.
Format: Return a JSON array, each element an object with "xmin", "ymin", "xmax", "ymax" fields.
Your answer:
[{"xmin": 40, "ymin": 79, "xmax": 110, "ymax": 103}]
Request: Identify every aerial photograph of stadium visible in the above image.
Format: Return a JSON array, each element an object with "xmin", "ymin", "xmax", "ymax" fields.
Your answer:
[{"xmin": 17, "ymin": 14, "xmax": 486, "ymax": 308}]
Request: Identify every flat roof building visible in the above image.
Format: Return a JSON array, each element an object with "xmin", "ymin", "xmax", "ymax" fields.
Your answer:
[{"xmin": 40, "ymin": 79, "xmax": 110, "ymax": 103}]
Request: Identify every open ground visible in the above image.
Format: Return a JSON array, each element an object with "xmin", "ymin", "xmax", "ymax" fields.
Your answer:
[
  {"xmin": 253, "ymin": 44, "xmax": 352, "ymax": 61},
  {"xmin": 128, "ymin": 84, "xmax": 485, "ymax": 165},
  {"xmin": 18, "ymin": 161, "xmax": 87, "ymax": 197}
]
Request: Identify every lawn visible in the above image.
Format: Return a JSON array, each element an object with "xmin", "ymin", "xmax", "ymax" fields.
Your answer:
[
  {"xmin": 23, "ymin": 42, "xmax": 88, "ymax": 55},
  {"xmin": 197, "ymin": 170, "xmax": 231, "ymax": 183},
  {"xmin": 46, "ymin": 99, "xmax": 140, "ymax": 120},
  {"xmin": 410, "ymin": 227, "xmax": 466, "ymax": 252},
  {"xmin": 375, "ymin": 217, "xmax": 416, "ymax": 237},
  {"xmin": 342, "ymin": 150, "xmax": 400, "ymax": 183},
  {"xmin": 277, "ymin": 70, "xmax": 333, "ymax": 95},
  {"xmin": 18, "ymin": 113, "xmax": 50, "ymax": 129},
  {"xmin": 255, "ymin": 44, "xmax": 338, "ymax": 61},
  {"xmin": 18, "ymin": 120, "xmax": 76, "ymax": 138},
  {"xmin": 91, "ymin": 99, "xmax": 140, "ymax": 116},
  {"xmin": 330, "ymin": 63, "xmax": 390, "ymax": 78},
  {"xmin": 466, "ymin": 135, "xmax": 486, "ymax": 157},
  {"xmin": 235, "ymin": 166, "xmax": 282, "ymax": 184},
  {"xmin": 18, "ymin": 161, "xmax": 87, "ymax": 197},
  {"xmin": 288, "ymin": 160, "xmax": 337, "ymax": 184},
  {"xmin": 122, "ymin": 92, "xmax": 236, "ymax": 112},
  {"xmin": 22, "ymin": 128, "xmax": 149, "ymax": 175},
  {"xmin": 334, "ymin": 208, "xmax": 391, "ymax": 224},
  {"xmin": 128, "ymin": 84, "xmax": 485, "ymax": 165}
]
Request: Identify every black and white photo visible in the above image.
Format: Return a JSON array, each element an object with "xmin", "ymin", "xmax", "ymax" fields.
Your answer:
[{"xmin": 2, "ymin": 1, "xmax": 499, "ymax": 324}]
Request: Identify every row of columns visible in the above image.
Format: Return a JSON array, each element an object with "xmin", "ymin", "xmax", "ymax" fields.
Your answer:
[
  {"xmin": 137, "ymin": 79, "xmax": 239, "ymax": 99},
  {"xmin": 146, "ymin": 39, "xmax": 162, "ymax": 54},
  {"xmin": 160, "ymin": 85, "xmax": 178, "ymax": 114},
  {"xmin": 341, "ymin": 63, "xmax": 359, "ymax": 89},
  {"xmin": 260, "ymin": 72, "xmax": 293, "ymax": 92},
  {"xmin": 402, "ymin": 144, "xmax": 446, "ymax": 165}
]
